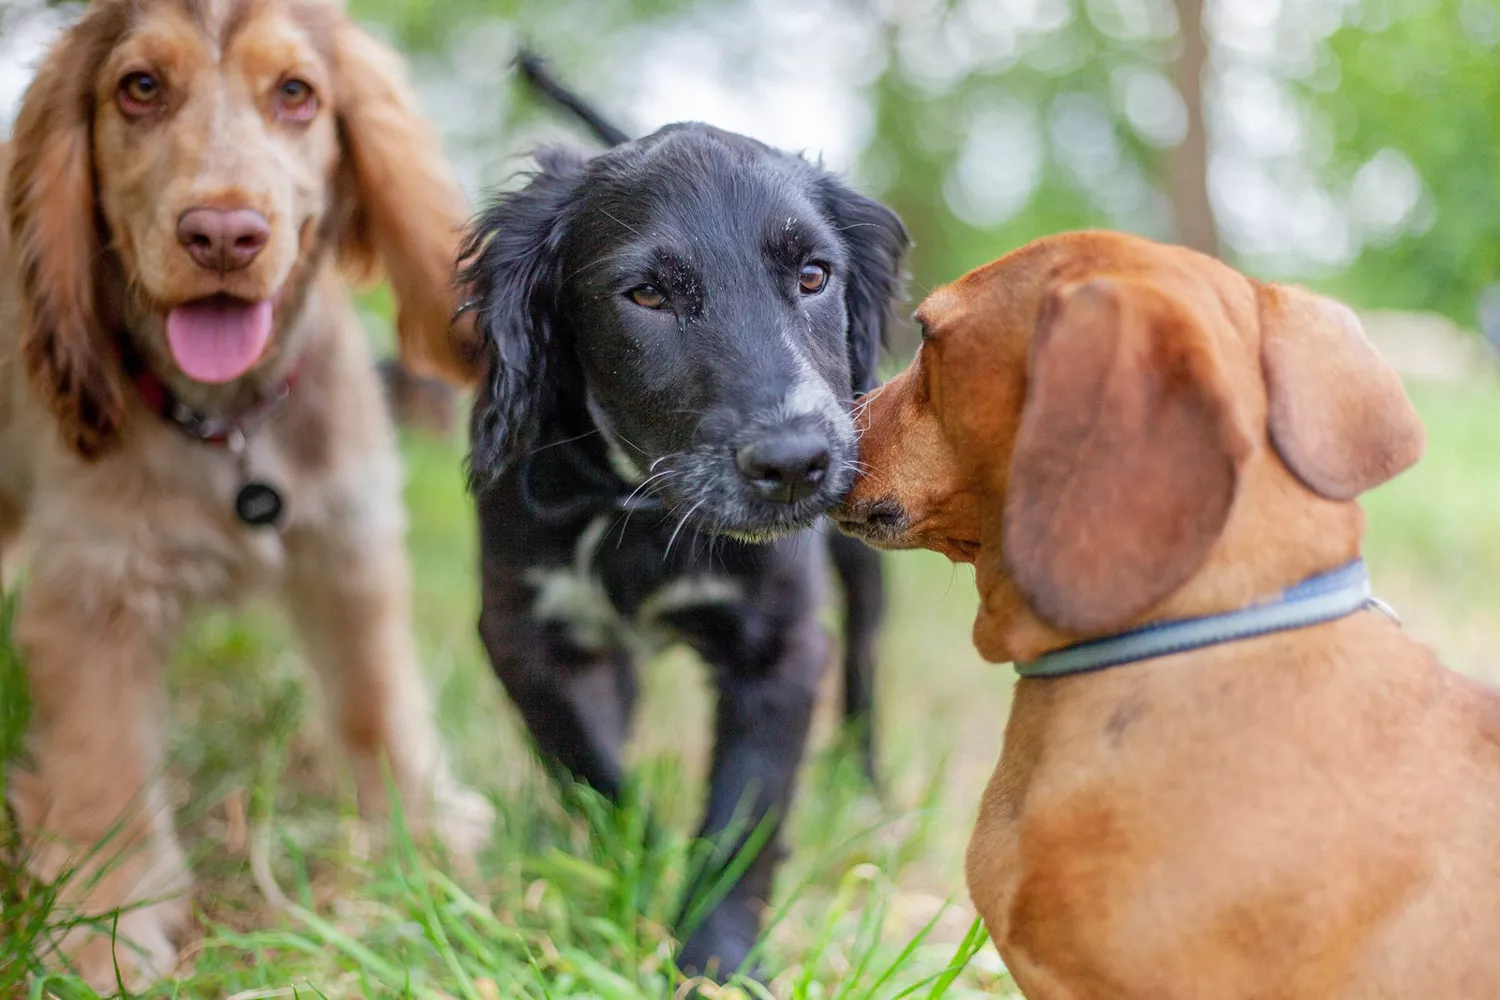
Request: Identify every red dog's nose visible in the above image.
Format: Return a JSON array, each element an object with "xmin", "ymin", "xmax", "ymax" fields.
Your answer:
[{"xmin": 176, "ymin": 207, "xmax": 270, "ymax": 273}]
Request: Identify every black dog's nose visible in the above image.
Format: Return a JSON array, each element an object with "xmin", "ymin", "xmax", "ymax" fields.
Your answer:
[{"xmin": 736, "ymin": 431, "xmax": 831, "ymax": 504}]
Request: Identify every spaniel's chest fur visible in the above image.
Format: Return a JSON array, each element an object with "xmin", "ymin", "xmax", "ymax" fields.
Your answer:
[{"xmin": 1, "ymin": 307, "xmax": 402, "ymax": 610}]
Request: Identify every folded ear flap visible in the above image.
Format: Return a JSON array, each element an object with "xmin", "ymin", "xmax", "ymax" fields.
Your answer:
[
  {"xmin": 7, "ymin": 3, "xmax": 131, "ymax": 460},
  {"xmin": 1003, "ymin": 279, "xmax": 1253, "ymax": 635},
  {"xmin": 332, "ymin": 16, "xmax": 478, "ymax": 384},
  {"xmin": 1259, "ymin": 283, "xmax": 1425, "ymax": 500},
  {"xmin": 817, "ymin": 178, "xmax": 909, "ymax": 396},
  {"xmin": 456, "ymin": 148, "xmax": 585, "ymax": 487}
]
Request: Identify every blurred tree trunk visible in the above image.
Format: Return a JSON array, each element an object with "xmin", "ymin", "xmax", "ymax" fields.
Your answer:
[{"xmin": 1170, "ymin": 0, "xmax": 1219, "ymax": 257}]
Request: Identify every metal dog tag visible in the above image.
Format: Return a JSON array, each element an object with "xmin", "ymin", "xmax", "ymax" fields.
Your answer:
[
  {"xmin": 225, "ymin": 428, "xmax": 284, "ymax": 528},
  {"xmin": 235, "ymin": 481, "xmax": 284, "ymax": 528}
]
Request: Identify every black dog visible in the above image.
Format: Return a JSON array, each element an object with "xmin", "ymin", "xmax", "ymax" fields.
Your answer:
[{"xmin": 460, "ymin": 59, "xmax": 906, "ymax": 980}]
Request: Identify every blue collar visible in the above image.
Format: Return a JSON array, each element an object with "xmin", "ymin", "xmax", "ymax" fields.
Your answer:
[{"xmin": 1016, "ymin": 560, "xmax": 1381, "ymax": 679}]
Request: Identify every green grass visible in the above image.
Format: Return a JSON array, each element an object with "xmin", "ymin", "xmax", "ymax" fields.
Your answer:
[
  {"xmin": 0, "ymin": 434, "xmax": 1007, "ymax": 998},
  {"xmin": 2, "ymin": 371, "xmax": 1498, "ymax": 999},
  {"xmin": 1362, "ymin": 378, "xmax": 1500, "ymax": 679}
]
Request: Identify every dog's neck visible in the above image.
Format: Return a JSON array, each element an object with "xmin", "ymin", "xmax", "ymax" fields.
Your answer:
[
  {"xmin": 515, "ymin": 395, "xmax": 656, "ymax": 524},
  {"xmin": 583, "ymin": 390, "xmax": 647, "ymax": 485},
  {"xmin": 1015, "ymin": 560, "xmax": 1379, "ymax": 678},
  {"xmin": 974, "ymin": 469, "xmax": 1370, "ymax": 666}
]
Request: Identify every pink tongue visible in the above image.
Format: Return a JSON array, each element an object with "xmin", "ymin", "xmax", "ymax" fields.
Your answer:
[{"xmin": 165, "ymin": 298, "xmax": 273, "ymax": 384}]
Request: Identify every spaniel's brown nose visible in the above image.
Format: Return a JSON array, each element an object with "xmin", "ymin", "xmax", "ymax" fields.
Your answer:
[{"xmin": 176, "ymin": 207, "xmax": 270, "ymax": 273}]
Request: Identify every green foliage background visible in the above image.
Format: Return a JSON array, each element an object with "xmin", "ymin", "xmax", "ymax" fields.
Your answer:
[
  {"xmin": 1307, "ymin": 0, "xmax": 1500, "ymax": 322},
  {"xmin": 343, "ymin": 0, "xmax": 1500, "ymax": 338}
]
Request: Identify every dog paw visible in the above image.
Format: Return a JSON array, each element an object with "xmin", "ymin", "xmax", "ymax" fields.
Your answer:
[
  {"xmin": 17, "ymin": 808, "xmax": 195, "ymax": 994},
  {"xmin": 432, "ymin": 783, "xmax": 494, "ymax": 862},
  {"xmin": 677, "ymin": 903, "xmax": 762, "ymax": 986},
  {"xmin": 63, "ymin": 896, "xmax": 190, "ymax": 995}
]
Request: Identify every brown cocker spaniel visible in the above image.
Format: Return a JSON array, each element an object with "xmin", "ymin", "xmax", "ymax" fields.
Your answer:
[{"xmin": 0, "ymin": 0, "xmax": 489, "ymax": 988}]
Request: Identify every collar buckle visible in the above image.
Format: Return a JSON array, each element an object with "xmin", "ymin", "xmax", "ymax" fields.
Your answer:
[{"xmin": 1367, "ymin": 595, "xmax": 1402, "ymax": 626}]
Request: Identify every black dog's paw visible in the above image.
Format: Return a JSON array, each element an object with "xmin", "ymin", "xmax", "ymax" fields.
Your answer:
[
  {"xmin": 838, "ymin": 718, "xmax": 883, "ymax": 799},
  {"xmin": 677, "ymin": 902, "xmax": 762, "ymax": 986}
]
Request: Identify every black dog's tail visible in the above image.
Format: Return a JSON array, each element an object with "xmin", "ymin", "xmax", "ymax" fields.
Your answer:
[{"xmin": 515, "ymin": 48, "xmax": 632, "ymax": 148}]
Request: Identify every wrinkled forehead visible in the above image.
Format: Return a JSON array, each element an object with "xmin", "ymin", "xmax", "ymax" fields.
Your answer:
[
  {"xmin": 917, "ymin": 235, "xmax": 1257, "ymax": 355},
  {"xmin": 98, "ymin": 0, "xmax": 335, "ymax": 96},
  {"xmin": 912, "ymin": 263, "xmax": 1048, "ymax": 376},
  {"xmin": 914, "ymin": 239, "xmax": 1060, "ymax": 348}
]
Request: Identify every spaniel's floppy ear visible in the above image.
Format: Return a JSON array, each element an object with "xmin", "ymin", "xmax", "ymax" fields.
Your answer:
[
  {"xmin": 7, "ymin": 3, "xmax": 132, "ymax": 460},
  {"xmin": 1259, "ymin": 283, "xmax": 1425, "ymax": 500},
  {"xmin": 332, "ymin": 16, "xmax": 479, "ymax": 384},
  {"xmin": 1002, "ymin": 279, "xmax": 1253, "ymax": 635},
  {"xmin": 817, "ymin": 178, "xmax": 909, "ymax": 396},
  {"xmin": 456, "ymin": 148, "xmax": 586, "ymax": 488}
]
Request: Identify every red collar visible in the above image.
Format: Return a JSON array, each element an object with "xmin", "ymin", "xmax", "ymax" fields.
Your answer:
[{"xmin": 127, "ymin": 350, "xmax": 301, "ymax": 450}]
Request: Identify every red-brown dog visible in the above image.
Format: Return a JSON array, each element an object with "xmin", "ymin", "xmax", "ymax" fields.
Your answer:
[{"xmin": 837, "ymin": 231, "xmax": 1500, "ymax": 998}]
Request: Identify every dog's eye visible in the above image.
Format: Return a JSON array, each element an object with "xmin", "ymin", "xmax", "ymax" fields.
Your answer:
[
  {"xmin": 276, "ymin": 78, "xmax": 318, "ymax": 121},
  {"xmin": 799, "ymin": 262, "xmax": 830, "ymax": 295},
  {"xmin": 628, "ymin": 285, "xmax": 667, "ymax": 309},
  {"xmin": 118, "ymin": 72, "xmax": 162, "ymax": 115}
]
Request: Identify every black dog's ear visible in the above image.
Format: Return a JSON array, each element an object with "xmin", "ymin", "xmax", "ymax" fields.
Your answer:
[
  {"xmin": 458, "ymin": 147, "xmax": 587, "ymax": 487},
  {"xmin": 817, "ymin": 178, "xmax": 909, "ymax": 396}
]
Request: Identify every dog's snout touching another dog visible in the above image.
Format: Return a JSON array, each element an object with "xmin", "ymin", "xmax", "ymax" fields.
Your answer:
[
  {"xmin": 837, "ymin": 230, "xmax": 1500, "ymax": 998},
  {"xmin": 460, "ymin": 125, "xmax": 902, "ymax": 541},
  {"xmin": 735, "ymin": 426, "xmax": 832, "ymax": 504},
  {"xmin": 832, "ymin": 495, "xmax": 909, "ymax": 542},
  {"xmin": 461, "ymin": 60, "xmax": 907, "ymax": 982}
]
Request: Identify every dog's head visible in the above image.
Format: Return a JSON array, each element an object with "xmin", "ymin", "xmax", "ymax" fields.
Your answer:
[
  {"xmin": 460, "ymin": 124, "xmax": 907, "ymax": 540},
  {"xmin": 836, "ymin": 231, "xmax": 1426, "ymax": 663},
  {"xmin": 6, "ymin": 0, "xmax": 476, "ymax": 459}
]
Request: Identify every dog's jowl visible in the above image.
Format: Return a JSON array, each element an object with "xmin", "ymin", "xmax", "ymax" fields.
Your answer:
[{"xmin": 461, "ymin": 123, "xmax": 907, "ymax": 978}]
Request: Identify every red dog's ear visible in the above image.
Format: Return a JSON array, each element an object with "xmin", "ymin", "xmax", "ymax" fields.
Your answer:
[
  {"xmin": 1002, "ymin": 279, "xmax": 1253, "ymax": 635},
  {"xmin": 1259, "ymin": 283, "xmax": 1425, "ymax": 500},
  {"xmin": 7, "ymin": 4, "xmax": 132, "ymax": 460},
  {"xmin": 332, "ymin": 17, "xmax": 480, "ymax": 385}
]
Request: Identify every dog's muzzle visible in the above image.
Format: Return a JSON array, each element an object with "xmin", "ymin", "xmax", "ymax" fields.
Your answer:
[
  {"xmin": 734, "ymin": 428, "xmax": 831, "ymax": 505},
  {"xmin": 831, "ymin": 497, "xmax": 909, "ymax": 543}
]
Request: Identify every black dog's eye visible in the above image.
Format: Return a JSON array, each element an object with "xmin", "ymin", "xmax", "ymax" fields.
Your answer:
[
  {"xmin": 627, "ymin": 285, "xmax": 667, "ymax": 309},
  {"xmin": 798, "ymin": 262, "xmax": 830, "ymax": 295}
]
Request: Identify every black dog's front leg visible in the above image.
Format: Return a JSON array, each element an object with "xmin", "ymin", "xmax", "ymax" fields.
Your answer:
[
  {"xmin": 674, "ymin": 605, "xmax": 830, "ymax": 981},
  {"xmin": 478, "ymin": 598, "xmax": 635, "ymax": 801}
]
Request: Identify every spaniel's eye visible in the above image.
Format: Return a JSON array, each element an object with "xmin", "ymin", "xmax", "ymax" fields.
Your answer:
[
  {"xmin": 118, "ymin": 72, "xmax": 162, "ymax": 114},
  {"xmin": 276, "ymin": 78, "xmax": 318, "ymax": 121},
  {"xmin": 628, "ymin": 285, "xmax": 667, "ymax": 309},
  {"xmin": 798, "ymin": 262, "xmax": 830, "ymax": 295}
]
